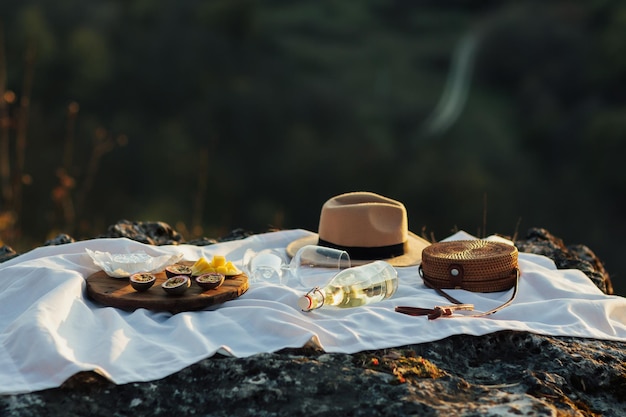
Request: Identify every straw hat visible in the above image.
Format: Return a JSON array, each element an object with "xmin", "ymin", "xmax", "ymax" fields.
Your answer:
[{"xmin": 286, "ymin": 192, "xmax": 430, "ymax": 267}]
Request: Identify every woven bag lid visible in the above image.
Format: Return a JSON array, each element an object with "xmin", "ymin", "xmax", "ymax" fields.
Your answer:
[{"xmin": 420, "ymin": 240, "xmax": 518, "ymax": 292}]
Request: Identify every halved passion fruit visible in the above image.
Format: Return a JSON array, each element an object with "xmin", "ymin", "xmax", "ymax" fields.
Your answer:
[
  {"xmin": 130, "ymin": 272, "xmax": 156, "ymax": 292},
  {"xmin": 195, "ymin": 272, "xmax": 225, "ymax": 291},
  {"xmin": 165, "ymin": 264, "xmax": 192, "ymax": 278},
  {"xmin": 162, "ymin": 275, "xmax": 191, "ymax": 295}
]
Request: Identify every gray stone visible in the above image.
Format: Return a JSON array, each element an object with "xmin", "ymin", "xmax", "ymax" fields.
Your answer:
[
  {"xmin": 0, "ymin": 245, "xmax": 18, "ymax": 263},
  {"xmin": 515, "ymin": 227, "xmax": 613, "ymax": 295},
  {"xmin": 43, "ymin": 233, "xmax": 75, "ymax": 246},
  {"xmin": 97, "ymin": 219, "xmax": 184, "ymax": 246}
]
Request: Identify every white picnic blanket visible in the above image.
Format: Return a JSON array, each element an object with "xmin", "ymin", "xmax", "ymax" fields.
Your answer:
[{"xmin": 1, "ymin": 229, "xmax": 625, "ymax": 394}]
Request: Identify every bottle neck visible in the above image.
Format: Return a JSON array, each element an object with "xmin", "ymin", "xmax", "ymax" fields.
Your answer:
[{"xmin": 299, "ymin": 287, "xmax": 325, "ymax": 312}]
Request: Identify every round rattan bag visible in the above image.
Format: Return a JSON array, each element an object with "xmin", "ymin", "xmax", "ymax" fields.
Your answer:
[{"xmin": 419, "ymin": 240, "xmax": 518, "ymax": 293}]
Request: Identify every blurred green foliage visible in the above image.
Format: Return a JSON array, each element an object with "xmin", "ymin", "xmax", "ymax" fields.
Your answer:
[{"xmin": 0, "ymin": 0, "xmax": 625, "ymax": 293}]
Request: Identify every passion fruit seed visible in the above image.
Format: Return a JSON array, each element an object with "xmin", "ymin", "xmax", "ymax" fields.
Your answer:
[
  {"xmin": 197, "ymin": 274, "xmax": 222, "ymax": 283},
  {"xmin": 165, "ymin": 277, "xmax": 187, "ymax": 286},
  {"xmin": 133, "ymin": 273, "xmax": 155, "ymax": 282},
  {"xmin": 170, "ymin": 265, "xmax": 191, "ymax": 273}
]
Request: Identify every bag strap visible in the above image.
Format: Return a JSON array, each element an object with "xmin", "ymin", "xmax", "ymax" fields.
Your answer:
[{"xmin": 395, "ymin": 267, "xmax": 520, "ymax": 319}]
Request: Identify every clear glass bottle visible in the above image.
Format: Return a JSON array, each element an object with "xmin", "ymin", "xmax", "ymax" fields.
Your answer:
[{"xmin": 298, "ymin": 260, "xmax": 398, "ymax": 311}]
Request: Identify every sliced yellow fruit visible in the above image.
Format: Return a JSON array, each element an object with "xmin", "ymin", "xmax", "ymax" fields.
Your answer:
[
  {"xmin": 193, "ymin": 256, "xmax": 240, "ymax": 276},
  {"xmin": 212, "ymin": 255, "xmax": 226, "ymax": 267},
  {"xmin": 224, "ymin": 261, "xmax": 240, "ymax": 275},
  {"xmin": 191, "ymin": 257, "xmax": 211, "ymax": 275}
]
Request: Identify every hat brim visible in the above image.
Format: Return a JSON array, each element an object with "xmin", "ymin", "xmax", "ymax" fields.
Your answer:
[{"xmin": 286, "ymin": 231, "xmax": 431, "ymax": 267}]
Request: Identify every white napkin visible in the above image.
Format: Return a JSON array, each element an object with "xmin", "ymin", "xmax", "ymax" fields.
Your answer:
[{"xmin": 1, "ymin": 230, "xmax": 625, "ymax": 395}]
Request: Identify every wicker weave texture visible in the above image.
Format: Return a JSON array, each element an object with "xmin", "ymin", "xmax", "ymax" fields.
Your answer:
[{"xmin": 420, "ymin": 240, "xmax": 518, "ymax": 292}]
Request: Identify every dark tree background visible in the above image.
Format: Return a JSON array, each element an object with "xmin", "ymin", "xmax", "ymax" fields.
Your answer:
[{"xmin": 1, "ymin": 0, "xmax": 625, "ymax": 295}]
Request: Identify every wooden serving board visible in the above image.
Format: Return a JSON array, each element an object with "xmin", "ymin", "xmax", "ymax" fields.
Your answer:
[{"xmin": 86, "ymin": 264, "xmax": 248, "ymax": 314}]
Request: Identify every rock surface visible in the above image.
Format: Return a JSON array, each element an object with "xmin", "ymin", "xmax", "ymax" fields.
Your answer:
[
  {"xmin": 515, "ymin": 227, "xmax": 613, "ymax": 295},
  {"xmin": 0, "ymin": 221, "xmax": 623, "ymax": 416}
]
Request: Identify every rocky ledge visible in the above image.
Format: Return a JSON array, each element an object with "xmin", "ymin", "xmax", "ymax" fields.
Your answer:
[{"xmin": 1, "ymin": 221, "xmax": 624, "ymax": 416}]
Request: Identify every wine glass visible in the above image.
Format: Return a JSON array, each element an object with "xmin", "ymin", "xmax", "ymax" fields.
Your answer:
[
  {"xmin": 243, "ymin": 245, "xmax": 351, "ymax": 288},
  {"xmin": 243, "ymin": 249, "xmax": 288, "ymax": 285},
  {"xmin": 290, "ymin": 245, "xmax": 351, "ymax": 288}
]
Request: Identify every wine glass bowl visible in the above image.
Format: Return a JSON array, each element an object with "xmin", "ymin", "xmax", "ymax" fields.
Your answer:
[
  {"xmin": 243, "ymin": 249, "xmax": 288, "ymax": 284},
  {"xmin": 290, "ymin": 245, "xmax": 351, "ymax": 288}
]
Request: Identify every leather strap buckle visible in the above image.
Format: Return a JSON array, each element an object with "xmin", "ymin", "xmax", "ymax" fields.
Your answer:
[{"xmin": 448, "ymin": 263, "xmax": 463, "ymax": 288}]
